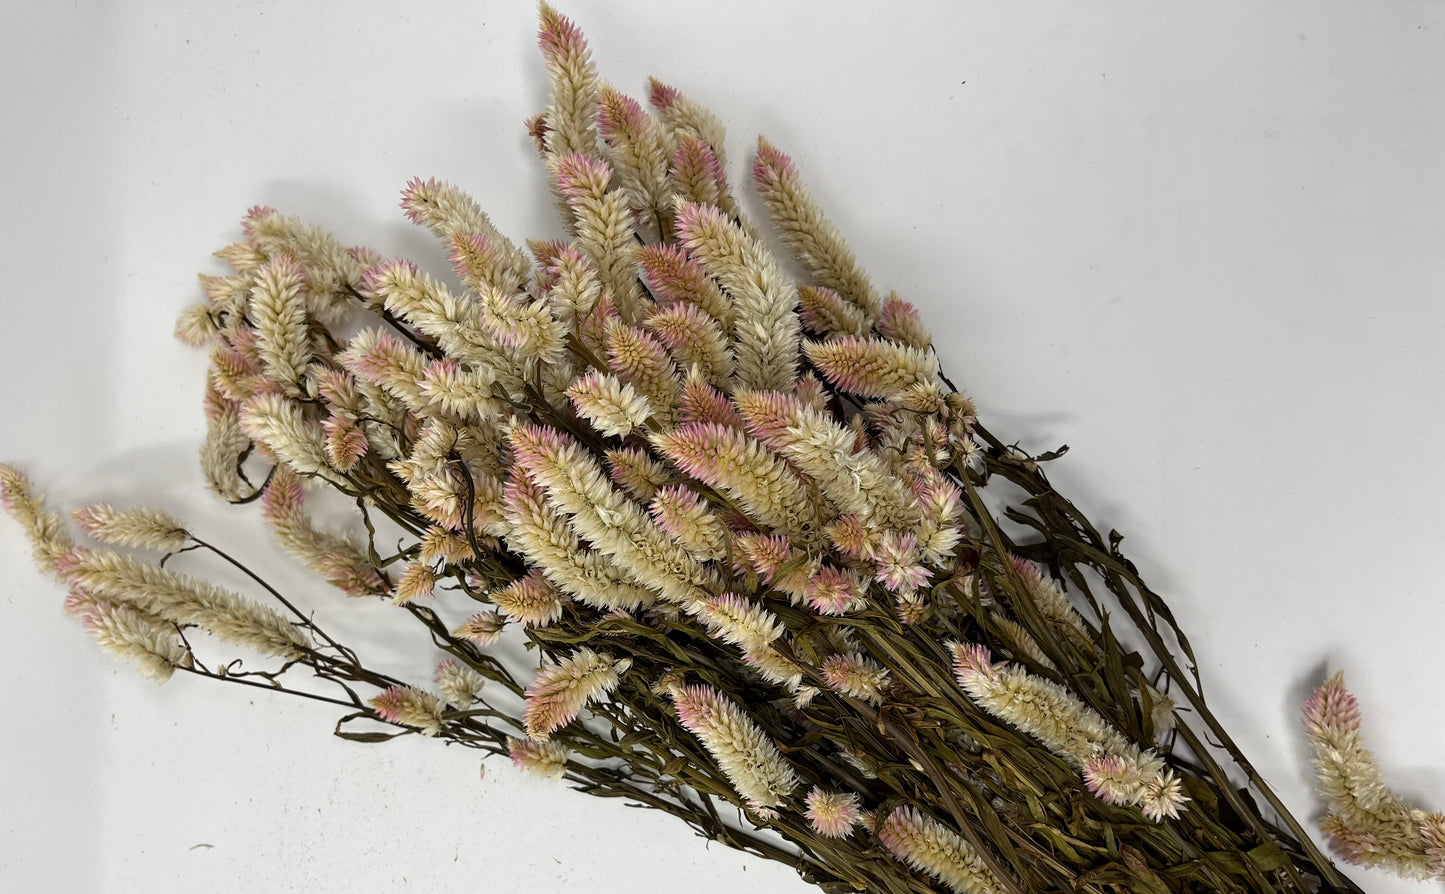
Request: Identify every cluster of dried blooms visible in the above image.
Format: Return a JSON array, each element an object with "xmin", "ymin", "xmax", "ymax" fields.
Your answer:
[{"xmin": 4, "ymin": 6, "xmax": 1439, "ymax": 892}]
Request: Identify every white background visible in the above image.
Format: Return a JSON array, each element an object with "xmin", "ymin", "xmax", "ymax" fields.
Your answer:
[{"xmin": 2, "ymin": 2, "xmax": 1443, "ymax": 891}]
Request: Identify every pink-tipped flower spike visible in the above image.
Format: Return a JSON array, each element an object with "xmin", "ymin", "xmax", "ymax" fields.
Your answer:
[
  {"xmin": 665, "ymin": 682, "xmax": 799, "ymax": 809},
  {"xmin": 491, "ymin": 569, "xmax": 565, "ymax": 627},
  {"xmin": 522, "ymin": 648, "xmax": 628, "ymax": 740},
  {"xmin": 825, "ymin": 513, "xmax": 874, "ymax": 560},
  {"xmin": 567, "ymin": 370, "xmax": 653, "ymax": 438},
  {"xmin": 78, "ymin": 598, "xmax": 190, "ymax": 684},
  {"xmin": 322, "ymin": 415, "xmax": 368, "ymax": 471},
  {"xmin": 452, "ymin": 609, "xmax": 506, "ymax": 646},
  {"xmin": 877, "ymin": 807, "xmax": 1004, "ymax": 894},
  {"xmin": 805, "ymin": 336, "xmax": 939, "ymax": 400},
  {"xmin": 510, "ymin": 424, "xmax": 709, "ymax": 607},
  {"xmin": 240, "ymin": 204, "xmax": 279, "ymax": 237},
  {"xmin": 646, "ymin": 77, "xmax": 680, "ymax": 112},
  {"xmin": 674, "ymin": 201, "xmax": 800, "ymax": 390},
  {"xmin": 448, "ymin": 231, "xmax": 500, "ymax": 293},
  {"xmin": 550, "ymin": 153, "xmax": 612, "ymax": 204},
  {"xmin": 648, "ymin": 485, "xmax": 726, "ymax": 561},
  {"xmin": 694, "ymin": 592, "xmax": 784, "ymax": 653},
  {"xmin": 1303, "ymin": 670, "xmax": 1362, "ymax": 745},
  {"xmin": 604, "ymin": 319, "xmax": 679, "ymax": 422},
  {"xmin": 340, "ymin": 328, "xmax": 429, "ymax": 410},
  {"xmin": 392, "ymin": 561, "xmax": 438, "ymax": 605},
  {"xmin": 214, "ymin": 241, "xmax": 268, "ymax": 275},
  {"xmin": 508, "ymin": 737, "xmax": 570, "ymax": 781},
  {"xmin": 603, "ymin": 445, "xmax": 677, "ymax": 501},
  {"xmin": 248, "ymin": 253, "xmax": 312, "ymax": 394},
  {"xmin": 805, "ymin": 788, "xmax": 863, "ymax": 838},
  {"xmin": 636, "ymin": 243, "xmax": 733, "ymax": 328},
  {"xmin": 173, "ymin": 304, "xmax": 221, "ymax": 347},
  {"xmin": 592, "ymin": 86, "xmax": 650, "ymax": 146},
  {"xmin": 643, "ymin": 303, "xmax": 733, "ymax": 386},
  {"xmin": 731, "ymin": 533, "xmax": 793, "ymax": 583},
  {"xmin": 1301, "ymin": 672, "xmax": 1440, "ymax": 875},
  {"xmin": 1082, "ymin": 754, "xmax": 1136, "ymax": 806},
  {"xmin": 732, "ymin": 389, "xmax": 808, "ymax": 449},
  {"xmin": 645, "ymin": 77, "xmax": 730, "ymax": 188},
  {"xmin": 804, "ymin": 565, "xmax": 862, "ymax": 616},
  {"xmin": 260, "ymin": 466, "xmax": 386, "ymax": 598},
  {"xmin": 752, "ymin": 136, "xmax": 881, "ymax": 323},
  {"xmin": 670, "ymin": 134, "xmax": 727, "ymax": 207},
  {"xmin": 417, "ymin": 357, "xmax": 502, "ymax": 421},
  {"xmin": 821, "ymin": 653, "xmax": 891, "ymax": 704},
  {"xmin": 950, "ymin": 641, "xmax": 1190, "ymax": 823},
  {"xmin": 71, "ymin": 504, "xmax": 188, "ymax": 554},
  {"xmin": 652, "ymin": 423, "xmax": 820, "ymax": 547},
  {"xmin": 533, "ymin": 7, "xmax": 601, "ymax": 162},
  {"xmin": 679, "ymin": 371, "xmax": 744, "ymax": 427},
  {"xmin": 398, "ymin": 177, "xmax": 527, "ymax": 289},
  {"xmin": 876, "ymin": 293, "xmax": 931, "ymax": 349},
  {"xmin": 369, "ymin": 686, "xmax": 447, "ymax": 737}
]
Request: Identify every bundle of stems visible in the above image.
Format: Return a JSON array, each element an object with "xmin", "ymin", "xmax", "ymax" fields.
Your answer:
[{"xmin": 4, "ymin": 6, "xmax": 1441, "ymax": 893}]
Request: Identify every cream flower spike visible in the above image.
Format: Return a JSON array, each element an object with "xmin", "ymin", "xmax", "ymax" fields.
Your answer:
[
  {"xmin": 71, "ymin": 504, "xmax": 189, "ymax": 554},
  {"xmin": 1303, "ymin": 672, "xmax": 1445, "ymax": 879}
]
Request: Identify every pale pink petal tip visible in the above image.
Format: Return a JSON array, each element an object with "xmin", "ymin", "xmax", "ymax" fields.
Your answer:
[
  {"xmin": 597, "ymin": 89, "xmax": 647, "ymax": 142},
  {"xmin": 551, "ymin": 153, "xmax": 612, "ymax": 202},
  {"xmin": 1081, "ymin": 754, "xmax": 1133, "ymax": 805},
  {"xmin": 537, "ymin": 3, "xmax": 588, "ymax": 62},
  {"xmin": 752, "ymin": 137, "xmax": 796, "ymax": 183},
  {"xmin": 1303, "ymin": 672, "xmax": 1362, "ymax": 742},
  {"xmin": 240, "ymin": 204, "xmax": 278, "ymax": 236},
  {"xmin": 647, "ymin": 77, "xmax": 680, "ymax": 111},
  {"xmin": 949, "ymin": 641, "xmax": 995, "ymax": 680}
]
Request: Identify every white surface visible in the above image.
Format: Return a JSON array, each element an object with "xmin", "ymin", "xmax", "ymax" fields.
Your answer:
[{"xmin": 2, "ymin": 2, "xmax": 1443, "ymax": 891}]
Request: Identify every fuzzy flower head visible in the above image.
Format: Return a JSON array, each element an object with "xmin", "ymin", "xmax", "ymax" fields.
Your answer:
[
  {"xmin": 873, "ymin": 531, "xmax": 930, "ymax": 595},
  {"xmin": 550, "ymin": 153, "xmax": 612, "ymax": 203},
  {"xmin": 1140, "ymin": 768, "xmax": 1190, "ymax": 822},
  {"xmin": 78, "ymin": 598, "xmax": 190, "ymax": 683},
  {"xmin": 434, "ymin": 658, "xmax": 486, "ymax": 707},
  {"xmin": 648, "ymin": 484, "xmax": 726, "ymax": 560},
  {"xmin": 805, "ymin": 788, "xmax": 863, "ymax": 838},
  {"xmin": 492, "ymin": 569, "xmax": 565, "ymax": 627},
  {"xmin": 509, "ymin": 737, "xmax": 569, "ymax": 781},
  {"xmin": 821, "ymin": 653, "xmax": 891, "ymax": 704},
  {"xmin": 567, "ymin": 370, "xmax": 653, "ymax": 438},
  {"xmin": 694, "ymin": 592, "xmax": 784, "ymax": 653},
  {"xmin": 878, "ymin": 807, "xmax": 1004, "ymax": 894},
  {"xmin": 805, "ymin": 336, "xmax": 938, "ymax": 400},
  {"xmin": 71, "ymin": 504, "xmax": 189, "ymax": 553},
  {"xmin": 453, "ymin": 610, "xmax": 506, "ymax": 646},
  {"xmin": 392, "ymin": 561, "xmax": 438, "ymax": 605},
  {"xmin": 666, "ymin": 682, "xmax": 799, "ymax": 808},
  {"xmin": 0, "ymin": 463, "xmax": 76, "ymax": 575},
  {"xmin": 804, "ymin": 565, "xmax": 862, "ymax": 616},
  {"xmin": 670, "ymin": 134, "xmax": 728, "ymax": 207},
  {"xmin": 1303, "ymin": 671, "xmax": 1361, "ymax": 746},
  {"xmin": 370, "ymin": 686, "xmax": 447, "ymax": 737},
  {"xmin": 732, "ymin": 533, "xmax": 793, "ymax": 583},
  {"xmin": 523, "ymin": 648, "xmax": 628, "ymax": 740}
]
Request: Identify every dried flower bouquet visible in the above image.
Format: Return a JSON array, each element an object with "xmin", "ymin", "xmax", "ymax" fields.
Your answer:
[{"xmin": 4, "ymin": 5, "xmax": 1442, "ymax": 893}]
